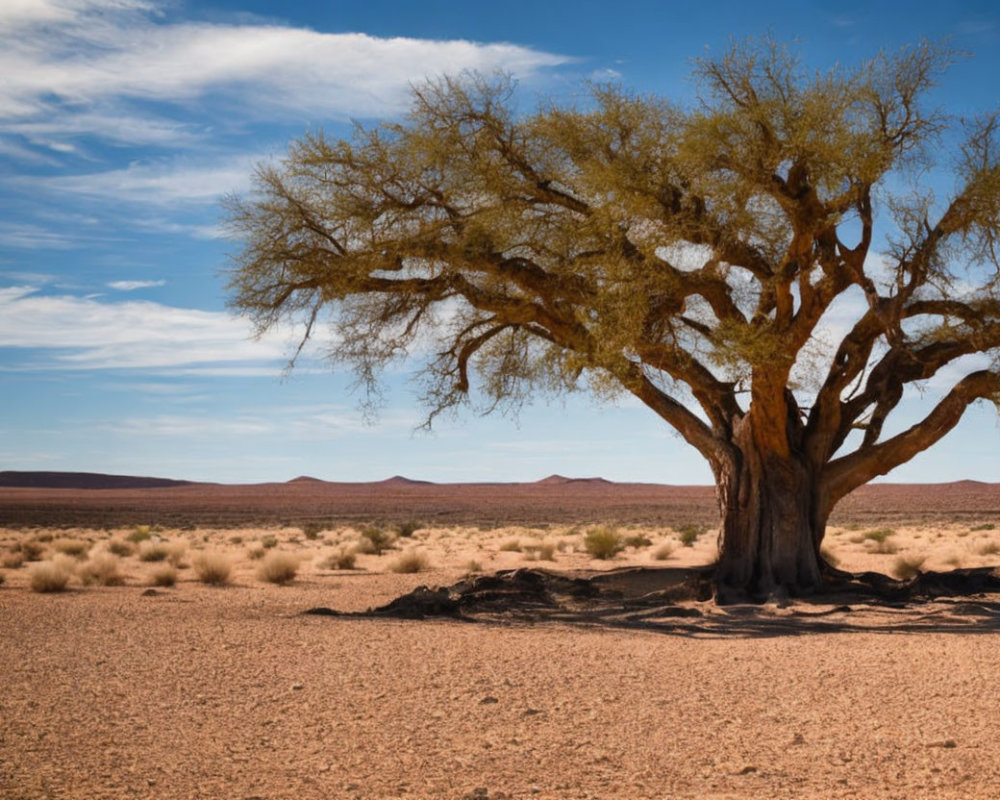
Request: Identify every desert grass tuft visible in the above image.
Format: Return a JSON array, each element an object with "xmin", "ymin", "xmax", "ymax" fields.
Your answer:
[
  {"xmin": 652, "ymin": 542, "xmax": 676, "ymax": 561},
  {"xmin": 79, "ymin": 553, "xmax": 125, "ymax": 586},
  {"xmin": 138, "ymin": 540, "xmax": 171, "ymax": 562},
  {"xmin": 29, "ymin": 556, "xmax": 75, "ymax": 592},
  {"xmin": 674, "ymin": 524, "xmax": 706, "ymax": 547},
  {"xmin": 1, "ymin": 551, "xmax": 24, "ymax": 569},
  {"xmin": 389, "ymin": 549, "xmax": 430, "ymax": 574},
  {"xmin": 583, "ymin": 526, "xmax": 623, "ymax": 560},
  {"xmin": 465, "ymin": 559, "xmax": 483, "ymax": 574},
  {"xmin": 624, "ymin": 533, "xmax": 653, "ymax": 549},
  {"xmin": 192, "ymin": 551, "xmax": 232, "ymax": 585},
  {"xmin": 52, "ymin": 538, "xmax": 91, "ymax": 558},
  {"xmin": 321, "ymin": 547, "xmax": 357, "ymax": 570},
  {"xmin": 976, "ymin": 540, "xmax": 1000, "ymax": 556},
  {"xmin": 21, "ymin": 539, "xmax": 47, "ymax": 561},
  {"xmin": 499, "ymin": 538, "xmax": 522, "ymax": 552},
  {"xmin": 127, "ymin": 525, "xmax": 152, "ymax": 544},
  {"xmin": 893, "ymin": 553, "xmax": 927, "ymax": 580},
  {"xmin": 106, "ymin": 538, "xmax": 135, "ymax": 557},
  {"xmin": 247, "ymin": 546, "xmax": 266, "ymax": 560},
  {"xmin": 360, "ymin": 525, "xmax": 395, "ymax": 555},
  {"xmin": 256, "ymin": 551, "xmax": 300, "ymax": 584},
  {"xmin": 149, "ymin": 564, "xmax": 177, "ymax": 587}
]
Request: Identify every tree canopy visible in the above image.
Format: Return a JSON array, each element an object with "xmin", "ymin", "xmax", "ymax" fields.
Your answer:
[{"xmin": 226, "ymin": 39, "xmax": 1000, "ymax": 600}]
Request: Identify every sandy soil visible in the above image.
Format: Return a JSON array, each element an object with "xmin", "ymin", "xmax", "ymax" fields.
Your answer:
[{"xmin": 3, "ymin": 520, "xmax": 1000, "ymax": 799}]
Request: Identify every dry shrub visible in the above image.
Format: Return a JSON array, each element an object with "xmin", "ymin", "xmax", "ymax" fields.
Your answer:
[
  {"xmin": 149, "ymin": 564, "xmax": 177, "ymax": 587},
  {"xmin": 106, "ymin": 538, "xmax": 135, "ymax": 557},
  {"xmin": 499, "ymin": 538, "xmax": 522, "ymax": 552},
  {"xmin": 256, "ymin": 551, "xmax": 299, "ymax": 584},
  {"xmin": 389, "ymin": 549, "xmax": 430, "ymax": 574},
  {"xmin": 127, "ymin": 526, "xmax": 152, "ymax": 544},
  {"xmin": 320, "ymin": 547, "xmax": 357, "ymax": 570},
  {"xmin": 52, "ymin": 538, "xmax": 91, "ymax": 558},
  {"xmin": 465, "ymin": 559, "xmax": 483, "ymax": 574},
  {"xmin": 138, "ymin": 540, "xmax": 170, "ymax": 562},
  {"xmin": 583, "ymin": 526, "xmax": 623, "ymax": 560},
  {"xmin": 29, "ymin": 557, "xmax": 74, "ymax": 592},
  {"xmin": 247, "ymin": 546, "xmax": 266, "ymax": 560},
  {"xmin": 1, "ymin": 551, "xmax": 24, "ymax": 569},
  {"xmin": 537, "ymin": 540, "xmax": 557, "ymax": 561},
  {"xmin": 79, "ymin": 553, "xmax": 125, "ymax": 586},
  {"xmin": 976, "ymin": 540, "xmax": 1000, "ymax": 556},
  {"xmin": 192, "ymin": 551, "xmax": 232, "ymax": 585},
  {"xmin": 893, "ymin": 553, "xmax": 927, "ymax": 580},
  {"xmin": 652, "ymin": 542, "xmax": 676, "ymax": 561},
  {"xmin": 21, "ymin": 539, "xmax": 47, "ymax": 562},
  {"xmin": 624, "ymin": 533, "xmax": 653, "ymax": 549},
  {"xmin": 360, "ymin": 526, "xmax": 395, "ymax": 555}
]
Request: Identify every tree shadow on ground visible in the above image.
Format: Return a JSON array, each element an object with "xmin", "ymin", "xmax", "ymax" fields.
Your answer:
[{"xmin": 303, "ymin": 566, "xmax": 1000, "ymax": 639}]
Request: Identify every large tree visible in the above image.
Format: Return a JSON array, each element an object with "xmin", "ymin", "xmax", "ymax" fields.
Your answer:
[{"xmin": 226, "ymin": 40, "xmax": 1000, "ymax": 601}]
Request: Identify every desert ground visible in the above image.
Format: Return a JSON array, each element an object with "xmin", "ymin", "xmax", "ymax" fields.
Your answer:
[{"xmin": 3, "ymin": 478, "xmax": 1000, "ymax": 799}]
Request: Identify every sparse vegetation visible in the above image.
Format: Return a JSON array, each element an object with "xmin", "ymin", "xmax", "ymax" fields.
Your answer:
[
  {"xmin": 149, "ymin": 564, "xmax": 177, "ymax": 587},
  {"xmin": 260, "ymin": 535, "xmax": 278, "ymax": 549},
  {"xmin": 21, "ymin": 539, "xmax": 46, "ymax": 561},
  {"xmin": 864, "ymin": 529, "xmax": 899, "ymax": 554},
  {"xmin": 301, "ymin": 522, "xmax": 325, "ymax": 540},
  {"xmin": 675, "ymin": 524, "xmax": 706, "ymax": 548},
  {"xmin": 127, "ymin": 526, "xmax": 152, "ymax": 544},
  {"xmin": 361, "ymin": 525, "xmax": 395, "ymax": 555},
  {"xmin": 256, "ymin": 551, "xmax": 299, "ymax": 584},
  {"xmin": 321, "ymin": 547, "xmax": 357, "ymax": 570},
  {"xmin": 893, "ymin": 553, "xmax": 927, "ymax": 580},
  {"xmin": 79, "ymin": 554, "xmax": 125, "ymax": 586},
  {"xmin": 976, "ymin": 540, "xmax": 1000, "ymax": 556},
  {"xmin": 107, "ymin": 538, "xmax": 135, "ymax": 557},
  {"xmin": 192, "ymin": 551, "xmax": 232, "ymax": 585},
  {"xmin": 389, "ymin": 549, "xmax": 430, "ymax": 573},
  {"xmin": 652, "ymin": 542, "xmax": 676, "ymax": 561},
  {"xmin": 465, "ymin": 559, "xmax": 483, "ymax": 574},
  {"xmin": 499, "ymin": 538, "xmax": 522, "ymax": 552},
  {"xmin": 624, "ymin": 533, "xmax": 653, "ymax": 549},
  {"xmin": 1, "ymin": 551, "xmax": 24, "ymax": 569},
  {"xmin": 971, "ymin": 523, "xmax": 996, "ymax": 532},
  {"xmin": 29, "ymin": 557, "xmax": 74, "ymax": 592},
  {"xmin": 138, "ymin": 540, "xmax": 170, "ymax": 562},
  {"xmin": 583, "ymin": 526, "xmax": 624, "ymax": 560},
  {"xmin": 397, "ymin": 520, "xmax": 422, "ymax": 538},
  {"xmin": 247, "ymin": 546, "xmax": 266, "ymax": 560},
  {"xmin": 52, "ymin": 538, "xmax": 90, "ymax": 558}
]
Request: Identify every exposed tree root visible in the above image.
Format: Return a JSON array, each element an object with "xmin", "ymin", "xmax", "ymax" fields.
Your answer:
[{"xmin": 303, "ymin": 565, "xmax": 1000, "ymax": 636}]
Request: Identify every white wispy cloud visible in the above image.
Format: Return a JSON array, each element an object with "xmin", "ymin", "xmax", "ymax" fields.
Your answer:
[
  {"xmin": 107, "ymin": 279, "xmax": 165, "ymax": 291},
  {"xmin": 0, "ymin": 284, "xmax": 314, "ymax": 370},
  {"xmin": 0, "ymin": 0, "xmax": 572, "ymax": 152}
]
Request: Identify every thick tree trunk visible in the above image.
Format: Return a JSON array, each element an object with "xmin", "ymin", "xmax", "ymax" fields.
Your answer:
[{"xmin": 713, "ymin": 423, "xmax": 827, "ymax": 604}]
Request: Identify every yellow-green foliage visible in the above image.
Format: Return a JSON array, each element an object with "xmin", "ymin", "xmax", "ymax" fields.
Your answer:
[{"xmin": 583, "ymin": 526, "xmax": 623, "ymax": 560}]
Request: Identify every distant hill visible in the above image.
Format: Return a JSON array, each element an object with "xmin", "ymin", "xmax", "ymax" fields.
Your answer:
[{"xmin": 0, "ymin": 471, "xmax": 194, "ymax": 490}]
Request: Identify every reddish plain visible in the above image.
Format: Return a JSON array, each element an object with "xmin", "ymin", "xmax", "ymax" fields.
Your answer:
[{"xmin": 3, "ymin": 475, "xmax": 1000, "ymax": 799}]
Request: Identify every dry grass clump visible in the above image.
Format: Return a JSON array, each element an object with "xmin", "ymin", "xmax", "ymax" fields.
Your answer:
[
  {"xmin": 192, "ymin": 551, "xmax": 232, "ymax": 585},
  {"xmin": 976, "ymin": 540, "xmax": 1000, "ymax": 556},
  {"xmin": 256, "ymin": 551, "xmax": 300, "ymax": 584},
  {"xmin": 29, "ymin": 556, "xmax": 75, "ymax": 593},
  {"xmin": 583, "ymin": 526, "xmax": 624, "ymax": 560},
  {"xmin": 138, "ymin": 540, "xmax": 170, "ymax": 562},
  {"xmin": 52, "ymin": 538, "xmax": 91, "ymax": 558},
  {"xmin": 360, "ymin": 525, "xmax": 396, "ymax": 555},
  {"xmin": 127, "ymin": 525, "xmax": 153, "ymax": 544},
  {"xmin": 149, "ymin": 564, "xmax": 178, "ymax": 587},
  {"xmin": 79, "ymin": 553, "xmax": 125, "ymax": 586},
  {"xmin": 465, "ymin": 559, "xmax": 483, "ymax": 574},
  {"xmin": 652, "ymin": 542, "xmax": 676, "ymax": 561},
  {"xmin": 1, "ymin": 551, "xmax": 24, "ymax": 569},
  {"xmin": 499, "ymin": 538, "xmax": 522, "ymax": 552},
  {"xmin": 247, "ymin": 546, "xmax": 266, "ymax": 560},
  {"xmin": 320, "ymin": 547, "xmax": 357, "ymax": 570},
  {"xmin": 624, "ymin": 533, "xmax": 653, "ymax": 549},
  {"xmin": 675, "ymin": 524, "xmax": 706, "ymax": 547},
  {"xmin": 106, "ymin": 538, "xmax": 135, "ymax": 557},
  {"xmin": 21, "ymin": 539, "xmax": 47, "ymax": 562},
  {"xmin": 893, "ymin": 553, "xmax": 927, "ymax": 580},
  {"xmin": 389, "ymin": 549, "xmax": 430, "ymax": 574}
]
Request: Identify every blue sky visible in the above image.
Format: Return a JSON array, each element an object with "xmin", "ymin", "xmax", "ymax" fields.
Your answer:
[{"xmin": 2, "ymin": 0, "xmax": 999, "ymax": 484}]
